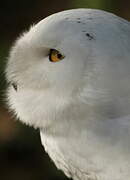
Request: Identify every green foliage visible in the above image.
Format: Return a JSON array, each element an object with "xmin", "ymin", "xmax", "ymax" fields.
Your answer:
[{"xmin": 71, "ymin": 0, "xmax": 114, "ymax": 11}]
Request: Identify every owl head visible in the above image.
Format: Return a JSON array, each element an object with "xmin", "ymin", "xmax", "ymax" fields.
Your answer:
[{"xmin": 6, "ymin": 9, "xmax": 130, "ymax": 128}]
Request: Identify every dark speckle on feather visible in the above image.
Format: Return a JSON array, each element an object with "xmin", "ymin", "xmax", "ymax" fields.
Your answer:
[{"xmin": 86, "ymin": 33, "xmax": 95, "ymax": 40}]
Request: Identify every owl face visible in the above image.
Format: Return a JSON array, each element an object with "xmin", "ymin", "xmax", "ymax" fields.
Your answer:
[
  {"xmin": 6, "ymin": 9, "xmax": 93, "ymax": 127},
  {"xmin": 6, "ymin": 10, "xmax": 92, "ymax": 97}
]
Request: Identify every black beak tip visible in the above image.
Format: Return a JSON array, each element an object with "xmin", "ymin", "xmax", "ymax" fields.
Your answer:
[{"xmin": 12, "ymin": 82, "xmax": 18, "ymax": 91}]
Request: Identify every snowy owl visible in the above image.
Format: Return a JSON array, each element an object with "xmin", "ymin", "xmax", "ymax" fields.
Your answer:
[{"xmin": 6, "ymin": 9, "xmax": 130, "ymax": 180}]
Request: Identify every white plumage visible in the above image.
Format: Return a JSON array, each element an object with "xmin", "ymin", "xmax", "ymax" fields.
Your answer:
[{"xmin": 6, "ymin": 9, "xmax": 130, "ymax": 180}]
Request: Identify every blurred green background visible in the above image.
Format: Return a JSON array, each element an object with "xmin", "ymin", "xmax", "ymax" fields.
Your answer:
[{"xmin": 0, "ymin": 0, "xmax": 130, "ymax": 180}]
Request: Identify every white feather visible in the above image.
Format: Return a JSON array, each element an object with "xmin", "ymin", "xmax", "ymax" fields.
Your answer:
[{"xmin": 6, "ymin": 9, "xmax": 130, "ymax": 180}]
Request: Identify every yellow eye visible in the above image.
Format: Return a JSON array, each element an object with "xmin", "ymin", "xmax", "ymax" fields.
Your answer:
[{"xmin": 49, "ymin": 49, "xmax": 65, "ymax": 62}]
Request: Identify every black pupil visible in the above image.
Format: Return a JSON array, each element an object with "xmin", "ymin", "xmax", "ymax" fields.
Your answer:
[{"xmin": 57, "ymin": 53, "xmax": 62, "ymax": 59}]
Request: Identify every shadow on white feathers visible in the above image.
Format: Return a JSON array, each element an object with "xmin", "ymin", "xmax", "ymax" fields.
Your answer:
[{"xmin": 6, "ymin": 9, "xmax": 130, "ymax": 180}]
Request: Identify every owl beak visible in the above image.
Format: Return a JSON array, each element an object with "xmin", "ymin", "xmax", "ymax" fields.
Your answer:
[
  {"xmin": 12, "ymin": 82, "xmax": 18, "ymax": 91},
  {"xmin": 9, "ymin": 82, "xmax": 18, "ymax": 91}
]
